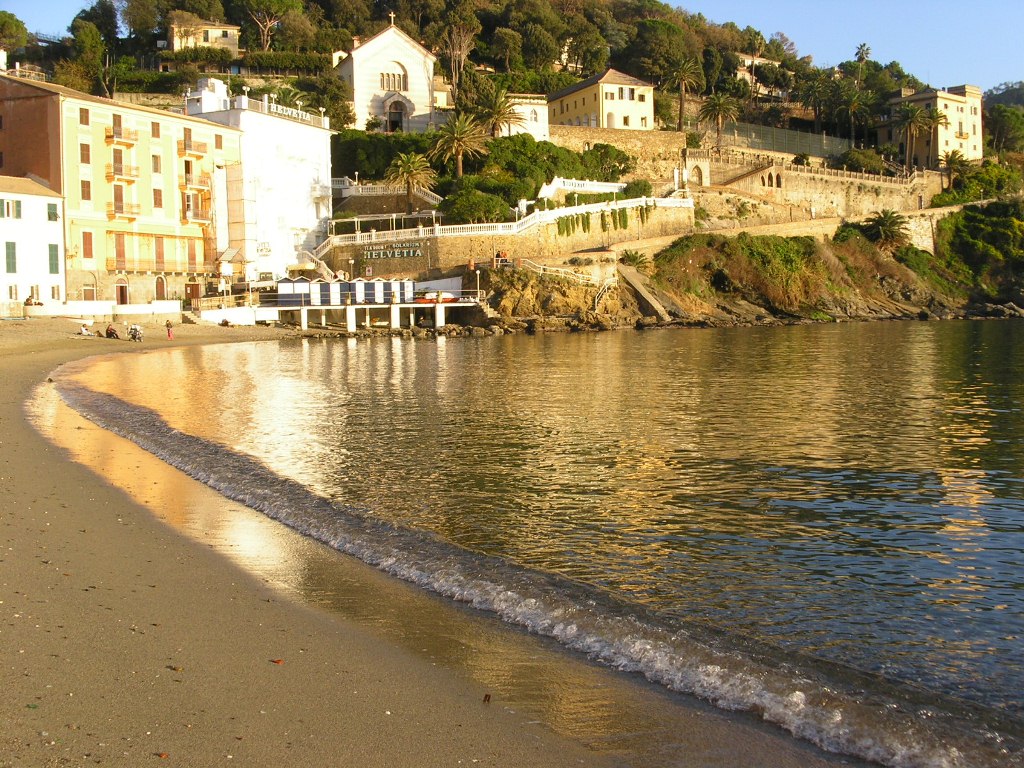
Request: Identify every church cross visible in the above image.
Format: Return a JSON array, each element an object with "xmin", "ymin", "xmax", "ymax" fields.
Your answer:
[{"xmin": 388, "ymin": 11, "xmax": 396, "ymax": 25}]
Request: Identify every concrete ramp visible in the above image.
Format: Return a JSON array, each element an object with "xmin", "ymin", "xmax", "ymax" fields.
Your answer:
[{"xmin": 617, "ymin": 264, "xmax": 672, "ymax": 322}]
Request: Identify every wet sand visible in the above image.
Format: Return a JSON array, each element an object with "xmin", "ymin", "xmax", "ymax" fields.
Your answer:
[{"xmin": 1, "ymin": 317, "xmax": 865, "ymax": 767}]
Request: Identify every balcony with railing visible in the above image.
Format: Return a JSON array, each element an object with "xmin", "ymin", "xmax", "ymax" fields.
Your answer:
[
  {"xmin": 106, "ymin": 202, "xmax": 141, "ymax": 220},
  {"xmin": 955, "ymin": 131, "xmax": 970, "ymax": 140},
  {"xmin": 182, "ymin": 208, "xmax": 212, "ymax": 224},
  {"xmin": 104, "ymin": 257, "xmax": 218, "ymax": 274},
  {"xmin": 105, "ymin": 163, "xmax": 140, "ymax": 182},
  {"xmin": 179, "ymin": 173, "xmax": 212, "ymax": 190},
  {"xmin": 105, "ymin": 126, "xmax": 139, "ymax": 144},
  {"xmin": 178, "ymin": 138, "xmax": 209, "ymax": 156}
]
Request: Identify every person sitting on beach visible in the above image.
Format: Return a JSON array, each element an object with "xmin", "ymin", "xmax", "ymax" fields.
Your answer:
[
  {"xmin": 105, "ymin": 324, "xmax": 120, "ymax": 339},
  {"xmin": 79, "ymin": 324, "xmax": 92, "ymax": 336}
]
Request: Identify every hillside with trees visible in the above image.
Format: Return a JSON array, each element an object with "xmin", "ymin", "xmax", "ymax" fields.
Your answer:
[{"xmin": 5, "ymin": 2, "xmax": 1023, "ymax": 216}]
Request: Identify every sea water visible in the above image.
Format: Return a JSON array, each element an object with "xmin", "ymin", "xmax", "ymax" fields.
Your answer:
[{"xmin": 50, "ymin": 320, "xmax": 1024, "ymax": 767}]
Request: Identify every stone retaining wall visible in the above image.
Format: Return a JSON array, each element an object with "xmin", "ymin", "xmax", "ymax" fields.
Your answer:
[{"xmin": 322, "ymin": 204, "xmax": 694, "ymax": 276}]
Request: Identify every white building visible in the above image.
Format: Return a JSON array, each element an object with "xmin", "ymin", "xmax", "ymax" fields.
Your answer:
[
  {"xmin": 0, "ymin": 175, "xmax": 65, "ymax": 316},
  {"xmin": 506, "ymin": 94, "xmax": 549, "ymax": 142},
  {"xmin": 334, "ymin": 19, "xmax": 437, "ymax": 133},
  {"xmin": 185, "ymin": 78, "xmax": 334, "ymax": 282}
]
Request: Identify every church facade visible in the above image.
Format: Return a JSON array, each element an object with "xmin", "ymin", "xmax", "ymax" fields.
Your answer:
[{"xmin": 335, "ymin": 19, "xmax": 438, "ymax": 133}]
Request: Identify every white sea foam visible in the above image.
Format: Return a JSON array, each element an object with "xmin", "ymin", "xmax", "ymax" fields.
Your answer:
[{"xmin": 48, "ymin": 376, "xmax": 1023, "ymax": 768}]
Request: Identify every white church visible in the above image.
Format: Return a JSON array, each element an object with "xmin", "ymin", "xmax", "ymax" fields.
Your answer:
[{"xmin": 334, "ymin": 17, "xmax": 440, "ymax": 133}]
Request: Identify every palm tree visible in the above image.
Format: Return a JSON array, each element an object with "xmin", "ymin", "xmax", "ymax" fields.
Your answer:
[
  {"xmin": 698, "ymin": 93, "xmax": 740, "ymax": 150},
  {"xmin": 855, "ymin": 43, "xmax": 871, "ymax": 89},
  {"xmin": 667, "ymin": 56, "xmax": 705, "ymax": 132},
  {"xmin": 475, "ymin": 87, "xmax": 525, "ymax": 138},
  {"xmin": 835, "ymin": 82, "xmax": 873, "ymax": 146},
  {"xmin": 384, "ymin": 152, "xmax": 437, "ymax": 214},
  {"xmin": 863, "ymin": 209, "xmax": 909, "ymax": 250},
  {"xmin": 894, "ymin": 103, "xmax": 929, "ymax": 170},
  {"xmin": 798, "ymin": 70, "xmax": 831, "ymax": 134},
  {"xmin": 940, "ymin": 149, "xmax": 969, "ymax": 191},
  {"xmin": 921, "ymin": 107, "xmax": 950, "ymax": 167},
  {"xmin": 428, "ymin": 112, "xmax": 489, "ymax": 178}
]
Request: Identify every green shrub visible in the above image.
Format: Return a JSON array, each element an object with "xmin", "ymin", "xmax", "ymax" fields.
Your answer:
[
  {"xmin": 439, "ymin": 188, "xmax": 510, "ymax": 224},
  {"xmin": 622, "ymin": 179, "xmax": 652, "ymax": 198}
]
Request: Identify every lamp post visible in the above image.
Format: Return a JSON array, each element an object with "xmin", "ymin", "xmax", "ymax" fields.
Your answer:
[
  {"xmin": 348, "ymin": 258, "xmax": 354, "ymax": 280},
  {"xmin": 475, "ymin": 269, "xmax": 480, "ymax": 301}
]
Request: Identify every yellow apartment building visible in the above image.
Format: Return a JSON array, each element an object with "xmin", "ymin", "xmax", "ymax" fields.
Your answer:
[
  {"xmin": 0, "ymin": 74, "xmax": 241, "ymax": 304},
  {"xmin": 877, "ymin": 84, "xmax": 983, "ymax": 168},
  {"xmin": 167, "ymin": 19, "xmax": 242, "ymax": 57},
  {"xmin": 548, "ymin": 69, "xmax": 654, "ymax": 130}
]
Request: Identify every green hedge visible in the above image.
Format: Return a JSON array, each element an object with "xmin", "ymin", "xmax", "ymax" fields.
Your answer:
[
  {"xmin": 114, "ymin": 70, "xmax": 195, "ymax": 94},
  {"xmin": 160, "ymin": 47, "xmax": 233, "ymax": 65},
  {"xmin": 244, "ymin": 51, "xmax": 331, "ymax": 73}
]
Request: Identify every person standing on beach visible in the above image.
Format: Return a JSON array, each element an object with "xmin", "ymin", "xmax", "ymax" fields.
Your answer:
[{"xmin": 165, "ymin": 319, "xmax": 173, "ymax": 339}]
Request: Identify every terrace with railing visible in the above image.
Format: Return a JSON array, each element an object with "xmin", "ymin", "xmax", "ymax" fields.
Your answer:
[
  {"xmin": 313, "ymin": 195, "xmax": 693, "ymax": 260},
  {"xmin": 331, "ymin": 177, "xmax": 444, "ymax": 206},
  {"xmin": 689, "ymin": 148, "xmax": 925, "ymax": 186}
]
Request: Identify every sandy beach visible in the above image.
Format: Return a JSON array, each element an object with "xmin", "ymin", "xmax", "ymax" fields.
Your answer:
[{"xmin": 1, "ymin": 317, "xmax": 870, "ymax": 768}]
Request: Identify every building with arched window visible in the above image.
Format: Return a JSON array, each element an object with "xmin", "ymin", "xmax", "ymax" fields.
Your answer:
[
  {"xmin": 334, "ymin": 19, "xmax": 437, "ymax": 133},
  {"xmin": 547, "ymin": 69, "xmax": 654, "ymax": 131}
]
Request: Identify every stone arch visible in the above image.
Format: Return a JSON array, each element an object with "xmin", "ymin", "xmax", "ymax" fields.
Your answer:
[
  {"xmin": 776, "ymin": 173, "xmax": 783, "ymax": 188},
  {"xmin": 767, "ymin": 174, "xmax": 774, "ymax": 187},
  {"xmin": 155, "ymin": 275, "xmax": 167, "ymax": 300},
  {"xmin": 688, "ymin": 165, "xmax": 703, "ymax": 186},
  {"xmin": 606, "ymin": 112, "xmax": 616, "ymax": 129},
  {"xmin": 761, "ymin": 175, "xmax": 766, "ymax": 186}
]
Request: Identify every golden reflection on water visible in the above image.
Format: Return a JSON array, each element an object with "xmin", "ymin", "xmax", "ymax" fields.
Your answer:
[
  {"xmin": 51, "ymin": 320, "xmax": 1024, "ymax": 724},
  {"xmin": 30, "ymin": 377, "xmax": 853, "ymax": 768}
]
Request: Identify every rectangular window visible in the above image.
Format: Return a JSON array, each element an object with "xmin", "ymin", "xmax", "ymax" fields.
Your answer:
[
  {"xmin": 51, "ymin": 285, "xmax": 60, "ymax": 300},
  {"xmin": 114, "ymin": 233, "xmax": 126, "ymax": 269},
  {"xmin": 155, "ymin": 236, "xmax": 164, "ymax": 270},
  {"xmin": 2, "ymin": 200, "xmax": 22, "ymax": 218},
  {"xmin": 81, "ymin": 180, "xmax": 91, "ymax": 201},
  {"xmin": 623, "ymin": 116, "xmax": 630, "ymax": 127},
  {"xmin": 7, "ymin": 285, "xmax": 16, "ymax": 301},
  {"xmin": 79, "ymin": 108, "xmax": 89, "ymax": 125},
  {"xmin": 606, "ymin": 91, "xmax": 615, "ymax": 100},
  {"xmin": 638, "ymin": 94, "xmax": 646, "ymax": 103},
  {"xmin": 47, "ymin": 203, "xmax": 58, "ymax": 221},
  {"xmin": 203, "ymin": 30, "xmax": 210, "ymax": 42},
  {"xmin": 153, "ymin": 188, "xmax": 163, "ymax": 208},
  {"xmin": 5, "ymin": 242, "xmax": 15, "ymax": 273},
  {"xmin": 222, "ymin": 30, "xmax": 228, "ymax": 38},
  {"xmin": 215, "ymin": 134, "xmax": 222, "ymax": 149},
  {"xmin": 80, "ymin": 143, "xmax": 90, "ymax": 163},
  {"xmin": 187, "ymin": 239, "xmax": 197, "ymax": 271},
  {"xmin": 618, "ymin": 87, "xmax": 624, "ymax": 99},
  {"xmin": 641, "ymin": 116, "xmax": 648, "ymax": 127},
  {"xmin": 152, "ymin": 154, "xmax": 161, "ymax": 173},
  {"xmin": 48, "ymin": 244, "xmax": 59, "ymax": 274},
  {"xmin": 152, "ymin": 121, "xmax": 160, "ymax": 138},
  {"xmin": 628, "ymin": 88, "xmax": 635, "ymax": 100},
  {"xmin": 82, "ymin": 231, "xmax": 93, "ymax": 260}
]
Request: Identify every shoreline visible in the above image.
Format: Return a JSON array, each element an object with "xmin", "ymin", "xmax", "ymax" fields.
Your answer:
[{"xmin": 3, "ymin": 318, "xmax": 867, "ymax": 767}]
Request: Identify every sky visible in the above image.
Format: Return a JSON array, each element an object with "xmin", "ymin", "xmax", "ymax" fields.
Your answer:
[{"xmin": 3, "ymin": 0, "xmax": 1022, "ymax": 93}]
